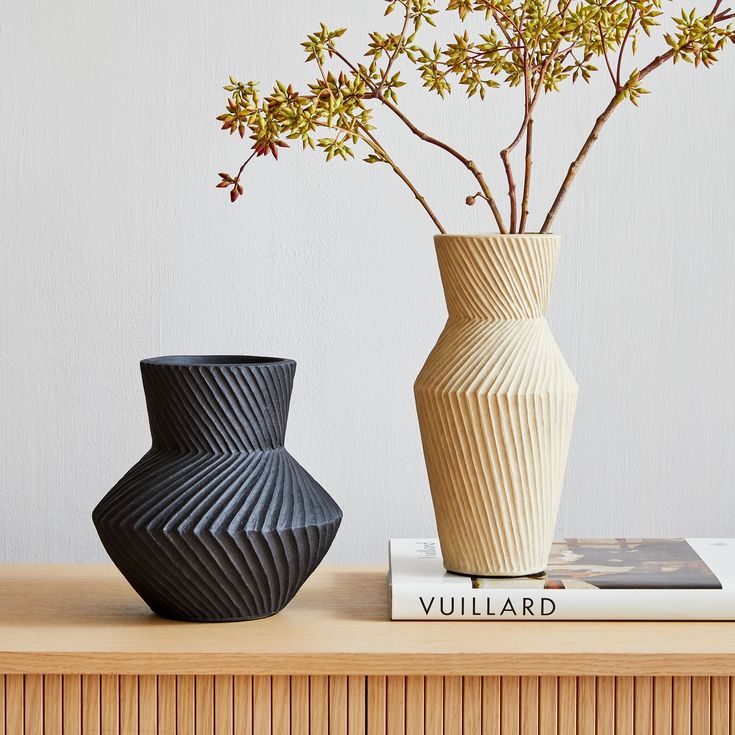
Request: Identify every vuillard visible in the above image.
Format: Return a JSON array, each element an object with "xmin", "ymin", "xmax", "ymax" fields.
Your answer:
[{"xmin": 418, "ymin": 595, "xmax": 556, "ymax": 617}]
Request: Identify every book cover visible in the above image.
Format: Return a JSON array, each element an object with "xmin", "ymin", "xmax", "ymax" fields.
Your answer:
[{"xmin": 389, "ymin": 538, "xmax": 735, "ymax": 620}]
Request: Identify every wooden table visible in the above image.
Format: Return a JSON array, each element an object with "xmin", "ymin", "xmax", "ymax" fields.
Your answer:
[{"xmin": 1, "ymin": 565, "xmax": 734, "ymax": 733}]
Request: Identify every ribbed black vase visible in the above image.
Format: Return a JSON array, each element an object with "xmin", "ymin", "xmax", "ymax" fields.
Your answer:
[{"xmin": 93, "ymin": 355, "xmax": 342, "ymax": 622}]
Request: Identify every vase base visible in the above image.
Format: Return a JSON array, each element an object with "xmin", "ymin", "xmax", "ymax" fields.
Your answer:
[
  {"xmin": 149, "ymin": 608, "xmax": 284, "ymax": 623},
  {"xmin": 445, "ymin": 566, "xmax": 547, "ymax": 579}
]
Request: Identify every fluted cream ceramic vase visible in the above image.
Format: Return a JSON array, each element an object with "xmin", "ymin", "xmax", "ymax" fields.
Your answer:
[{"xmin": 415, "ymin": 234, "xmax": 578, "ymax": 576}]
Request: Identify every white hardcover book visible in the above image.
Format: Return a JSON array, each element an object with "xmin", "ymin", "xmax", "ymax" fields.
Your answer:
[{"xmin": 389, "ymin": 538, "xmax": 735, "ymax": 620}]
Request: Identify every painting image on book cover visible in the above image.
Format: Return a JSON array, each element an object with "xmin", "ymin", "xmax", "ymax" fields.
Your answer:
[{"xmin": 472, "ymin": 539, "xmax": 722, "ymax": 590}]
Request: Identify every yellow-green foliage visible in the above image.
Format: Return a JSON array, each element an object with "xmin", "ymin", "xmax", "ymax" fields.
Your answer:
[{"xmin": 217, "ymin": 0, "xmax": 734, "ymax": 233}]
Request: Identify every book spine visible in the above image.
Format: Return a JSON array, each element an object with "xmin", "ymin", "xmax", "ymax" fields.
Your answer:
[{"xmin": 390, "ymin": 586, "xmax": 735, "ymax": 620}]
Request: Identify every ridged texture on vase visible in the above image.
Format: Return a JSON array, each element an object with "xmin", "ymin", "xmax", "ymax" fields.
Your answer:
[
  {"xmin": 93, "ymin": 356, "xmax": 342, "ymax": 621},
  {"xmin": 415, "ymin": 235, "xmax": 578, "ymax": 576}
]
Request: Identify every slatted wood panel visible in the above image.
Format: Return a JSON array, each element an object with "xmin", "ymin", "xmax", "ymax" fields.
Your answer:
[{"xmin": 1, "ymin": 675, "xmax": 734, "ymax": 733}]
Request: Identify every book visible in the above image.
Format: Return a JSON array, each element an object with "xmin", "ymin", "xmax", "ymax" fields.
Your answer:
[{"xmin": 389, "ymin": 538, "xmax": 735, "ymax": 620}]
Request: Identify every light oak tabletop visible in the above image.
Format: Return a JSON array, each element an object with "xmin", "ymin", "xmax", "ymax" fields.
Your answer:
[{"xmin": 1, "ymin": 565, "xmax": 734, "ymax": 675}]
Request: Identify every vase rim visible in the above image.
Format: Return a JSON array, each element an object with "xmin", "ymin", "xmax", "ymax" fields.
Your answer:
[
  {"xmin": 141, "ymin": 355, "xmax": 295, "ymax": 368},
  {"xmin": 435, "ymin": 232, "xmax": 559, "ymax": 240}
]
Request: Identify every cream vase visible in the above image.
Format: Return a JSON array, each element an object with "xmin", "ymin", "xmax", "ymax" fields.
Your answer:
[{"xmin": 414, "ymin": 234, "xmax": 578, "ymax": 576}]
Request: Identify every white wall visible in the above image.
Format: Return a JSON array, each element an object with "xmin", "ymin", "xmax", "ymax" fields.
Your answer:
[{"xmin": 2, "ymin": 1, "xmax": 734, "ymax": 565}]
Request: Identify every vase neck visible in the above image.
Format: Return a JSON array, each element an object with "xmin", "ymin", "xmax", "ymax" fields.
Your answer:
[
  {"xmin": 140, "ymin": 360, "xmax": 295, "ymax": 452},
  {"xmin": 434, "ymin": 234, "xmax": 560, "ymax": 320}
]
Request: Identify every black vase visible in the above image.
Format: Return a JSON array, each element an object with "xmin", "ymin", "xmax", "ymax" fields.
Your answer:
[{"xmin": 93, "ymin": 355, "xmax": 342, "ymax": 622}]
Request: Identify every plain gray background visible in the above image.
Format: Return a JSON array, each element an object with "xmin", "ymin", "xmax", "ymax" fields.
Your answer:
[{"xmin": 2, "ymin": 1, "xmax": 734, "ymax": 564}]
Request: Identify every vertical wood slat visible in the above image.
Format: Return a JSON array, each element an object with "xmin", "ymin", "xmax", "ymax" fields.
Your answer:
[
  {"xmin": 252, "ymin": 676, "xmax": 271, "ymax": 735},
  {"xmin": 138, "ymin": 675, "xmax": 157, "ymax": 735},
  {"xmin": 653, "ymin": 676, "xmax": 672, "ymax": 735},
  {"xmin": 177, "ymin": 675, "xmax": 195, "ymax": 735},
  {"xmin": 615, "ymin": 676, "xmax": 634, "ymax": 735},
  {"xmin": 538, "ymin": 676, "xmax": 557, "ymax": 735},
  {"xmin": 386, "ymin": 676, "xmax": 405, "ymax": 735},
  {"xmin": 100, "ymin": 675, "xmax": 118, "ymax": 735},
  {"xmin": 290, "ymin": 676, "xmax": 309, "ymax": 735},
  {"xmin": 214, "ymin": 675, "xmax": 233, "ymax": 735},
  {"xmin": 233, "ymin": 676, "xmax": 252, "ymax": 735},
  {"xmin": 157, "ymin": 675, "xmax": 177, "ymax": 735},
  {"xmin": 443, "ymin": 676, "xmax": 462, "ymax": 735},
  {"xmin": 501, "ymin": 676, "xmax": 520, "ymax": 735},
  {"xmin": 348, "ymin": 676, "xmax": 367, "ymax": 735},
  {"xmin": 271, "ymin": 676, "xmax": 290, "ymax": 735},
  {"xmin": 44, "ymin": 674, "xmax": 63, "ymax": 735},
  {"xmin": 557, "ymin": 676, "xmax": 576, "ymax": 735},
  {"xmin": 0, "ymin": 675, "xmax": 4, "ymax": 735},
  {"xmin": 597, "ymin": 676, "xmax": 614, "ymax": 735},
  {"xmin": 24, "ymin": 674, "xmax": 43, "ymax": 735},
  {"xmin": 310, "ymin": 675, "xmax": 329, "ymax": 735},
  {"xmin": 63, "ymin": 675, "xmax": 82, "ymax": 735},
  {"xmin": 120, "ymin": 675, "xmax": 139, "ymax": 735},
  {"xmin": 329, "ymin": 675, "xmax": 348, "ymax": 735},
  {"xmin": 405, "ymin": 676, "xmax": 424, "ymax": 735},
  {"xmin": 463, "ymin": 676, "xmax": 482, "ymax": 735},
  {"xmin": 367, "ymin": 676, "xmax": 386, "ymax": 735},
  {"xmin": 634, "ymin": 676, "xmax": 653, "ymax": 735},
  {"xmin": 483, "ymin": 676, "xmax": 501, "ymax": 735},
  {"xmin": 578, "ymin": 676, "xmax": 596, "ymax": 734},
  {"xmin": 195, "ymin": 676, "xmax": 213, "ymax": 735},
  {"xmin": 691, "ymin": 676, "xmax": 710, "ymax": 735},
  {"xmin": 425, "ymin": 676, "xmax": 443, "ymax": 735},
  {"xmin": 672, "ymin": 677, "xmax": 691, "ymax": 735},
  {"xmin": 82, "ymin": 675, "xmax": 101, "ymax": 735},
  {"xmin": 710, "ymin": 676, "xmax": 729, "ymax": 735},
  {"xmin": 520, "ymin": 676, "xmax": 539, "ymax": 735},
  {"xmin": 5, "ymin": 674, "xmax": 23, "ymax": 735}
]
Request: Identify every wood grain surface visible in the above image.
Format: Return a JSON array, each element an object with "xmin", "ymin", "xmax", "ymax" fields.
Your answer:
[{"xmin": 2, "ymin": 565, "xmax": 735, "ymax": 676}]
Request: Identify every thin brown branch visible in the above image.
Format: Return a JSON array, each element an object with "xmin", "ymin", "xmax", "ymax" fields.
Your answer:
[
  {"xmin": 375, "ymin": 1, "xmax": 411, "ymax": 97},
  {"xmin": 541, "ymin": 92, "xmax": 623, "ymax": 232},
  {"xmin": 235, "ymin": 151, "xmax": 257, "ymax": 181},
  {"xmin": 542, "ymin": 48, "xmax": 677, "ymax": 232},
  {"xmin": 380, "ymin": 98, "xmax": 505, "ymax": 231},
  {"xmin": 598, "ymin": 22, "xmax": 618, "ymax": 89},
  {"xmin": 540, "ymin": 0, "xmax": 735, "ymax": 234},
  {"xmin": 501, "ymin": 149, "xmax": 518, "ymax": 233},
  {"xmin": 519, "ymin": 118, "xmax": 533, "ymax": 233},
  {"xmin": 616, "ymin": 10, "xmax": 638, "ymax": 88},
  {"xmin": 491, "ymin": 6, "xmax": 524, "ymax": 40},
  {"xmin": 358, "ymin": 126, "xmax": 446, "ymax": 233},
  {"xmin": 502, "ymin": 12, "xmax": 569, "ymax": 163},
  {"xmin": 327, "ymin": 43, "xmax": 507, "ymax": 232}
]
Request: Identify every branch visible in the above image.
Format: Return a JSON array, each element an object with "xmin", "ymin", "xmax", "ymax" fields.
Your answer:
[
  {"xmin": 519, "ymin": 118, "xmax": 533, "ymax": 233},
  {"xmin": 501, "ymin": 149, "xmax": 518, "ymax": 233},
  {"xmin": 616, "ymin": 10, "xmax": 638, "ymax": 89},
  {"xmin": 499, "ymin": 7, "xmax": 569, "ymax": 173},
  {"xmin": 356, "ymin": 125, "xmax": 446, "ymax": 233},
  {"xmin": 382, "ymin": 96, "xmax": 507, "ymax": 231},
  {"xmin": 235, "ymin": 151, "xmax": 257, "ymax": 181},
  {"xmin": 375, "ymin": 1, "xmax": 411, "ymax": 97},
  {"xmin": 542, "ymin": 48, "xmax": 677, "ymax": 232},
  {"xmin": 219, "ymin": 150, "xmax": 257, "ymax": 201},
  {"xmin": 328, "ymin": 43, "xmax": 507, "ymax": 232},
  {"xmin": 598, "ymin": 22, "xmax": 619, "ymax": 89}
]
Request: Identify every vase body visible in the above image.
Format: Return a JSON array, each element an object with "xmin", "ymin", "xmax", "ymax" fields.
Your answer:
[
  {"xmin": 93, "ymin": 355, "xmax": 342, "ymax": 622},
  {"xmin": 415, "ymin": 235, "xmax": 578, "ymax": 576}
]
